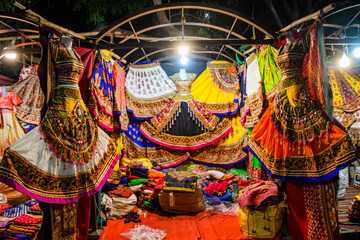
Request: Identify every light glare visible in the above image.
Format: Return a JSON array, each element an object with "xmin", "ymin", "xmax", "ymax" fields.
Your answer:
[
  {"xmin": 354, "ymin": 47, "xmax": 360, "ymax": 58},
  {"xmin": 178, "ymin": 46, "xmax": 189, "ymax": 56},
  {"xmin": 339, "ymin": 53, "xmax": 350, "ymax": 68},
  {"xmin": 5, "ymin": 53, "xmax": 16, "ymax": 59},
  {"xmin": 180, "ymin": 56, "xmax": 188, "ymax": 65}
]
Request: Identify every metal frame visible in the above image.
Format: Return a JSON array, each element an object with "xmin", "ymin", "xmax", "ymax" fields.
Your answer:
[{"xmin": 95, "ymin": 2, "xmax": 275, "ymax": 63}]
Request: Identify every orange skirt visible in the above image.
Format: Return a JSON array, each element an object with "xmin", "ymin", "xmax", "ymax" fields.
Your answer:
[{"xmin": 248, "ymin": 104, "xmax": 356, "ymax": 182}]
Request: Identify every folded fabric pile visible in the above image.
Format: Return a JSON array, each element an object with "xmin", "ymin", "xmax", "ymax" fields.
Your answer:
[
  {"xmin": 348, "ymin": 194, "xmax": 360, "ymax": 223},
  {"xmin": 101, "ymin": 187, "xmax": 137, "ymax": 220},
  {"xmin": 0, "ymin": 201, "xmax": 42, "ymax": 239}
]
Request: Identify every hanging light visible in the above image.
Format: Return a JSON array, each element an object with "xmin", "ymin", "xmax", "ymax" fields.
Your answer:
[
  {"xmin": 339, "ymin": 53, "xmax": 350, "ymax": 68},
  {"xmin": 3, "ymin": 39, "xmax": 17, "ymax": 60},
  {"xmin": 353, "ymin": 47, "xmax": 360, "ymax": 58},
  {"xmin": 178, "ymin": 45, "xmax": 189, "ymax": 56},
  {"xmin": 180, "ymin": 56, "xmax": 188, "ymax": 65}
]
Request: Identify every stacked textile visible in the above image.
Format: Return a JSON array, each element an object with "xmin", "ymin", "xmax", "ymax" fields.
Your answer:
[{"xmin": 0, "ymin": 201, "xmax": 42, "ymax": 239}]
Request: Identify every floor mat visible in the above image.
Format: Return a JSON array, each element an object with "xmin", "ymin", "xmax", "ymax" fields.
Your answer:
[
  {"xmin": 338, "ymin": 187, "xmax": 360, "ymax": 231},
  {"xmin": 100, "ymin": 210, "xmax": 281, "ymax": 240}
]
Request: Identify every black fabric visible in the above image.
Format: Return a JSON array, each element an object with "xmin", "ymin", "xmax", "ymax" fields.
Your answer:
[
  {"xmin": 165, "ymin": 102, "xmax": 205, "ymax": 136},
  {"xmin": 130, "ymin": 168, "xmax": 148, "ymax": 179}
]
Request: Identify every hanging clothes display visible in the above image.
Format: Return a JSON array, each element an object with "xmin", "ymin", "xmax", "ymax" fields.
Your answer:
[
  {"xmin": 248, "ymin": 35, "xmax": 356, "ymax": 182},
  {"xmin": 240, "ymin": 53, "xmax": 264, "ymax": 128},
  {"xmin": 125, "ymin": 62, "xmax": 177, "ymax": 119},
  {"xmin": 329, "ymin": 66, "xmax": 360, "ymax": 147},
  {"xmin": 0, "ymin": 88, "xmax": 25, "ymax": 159},
  {"xmin": 10, "ymin": 65, "xmax": 44, "ymax": 132},
  {"xmin": 113, "ymin": 62, "xmax": 129, "ymax": 131},
  {"xmin": 190, "ymin": 61, "xmax": 240, "ymax": 116},
  {"xmin": 123, "ymin": 115, "xmax": 190, "ymax": 169},
  {"xmin": 190, "ymin": 111, "xmax": 247, "ymax": 166},
  {"xmin": 140, "ymin": 72, "xmax": 232, "ymax": 150},
  {"xmin": 256, "ymin": 45, "xmax": 282, "ymax": 101},
  {"xmin": 0, "ymin": 39, "xmax": 119, "ymax": 204},
  {"xmin": 88, "ymin": 50, "xmax": 120, "ymax": 131}
]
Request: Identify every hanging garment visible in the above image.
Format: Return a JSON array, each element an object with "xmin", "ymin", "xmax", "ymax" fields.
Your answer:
[
  {"xmin": 88, "ymin": 50, "xmax": 120, "ymax": 131},
  {"xmin": 256, "ymin": 45, "xmax": 282, "ymax": 101},
  {"xmin": 329, "ymin": 67, "xmax": 360, "ymax": 147},
  {"xmin": 240, "ymin": 53, "xmax": 264, "ymax": 128},
  {"xmin": 123, "ymin": 116, "xmax": 190, "ymax": 169},
  {"xmin": 190, "ymin": 111, "xmax": 248, "ymax": 166},
  {"xmin": 191, "ymin": 61, "xmax": 240, "ymax": 116},
  {"xmin": 247, "ymin": 34, "xmax": 356, "ymax": 182},
  {"xmin": 10, "ymin": 65, "xmax": 44, "ymax": 131},
  {"xmin": 113, "ymin": 62, "xmax": 129, "ymax": 131},
  {"xmin": 0, "ymin": 39, "xmax": 119, "ymax": 204},
  {"xmin": 140, "ymin": 73, "xmax": 232, "ymax": 150},
  {"xmin": 287, "ymin": 180, "xmax": 340, "ymax": 240},
  {"xmin": 0, "ymin": 90, "xmax": 25, "ymax": 159},
  {"xmin": 125, "ymin": 62, "xmax": 177, "ymax": 119}
]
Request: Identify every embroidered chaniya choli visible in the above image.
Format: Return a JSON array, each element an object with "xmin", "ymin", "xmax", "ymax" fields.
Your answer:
[
  {"xmin": 88, "ymin": 50, "xmax": 128, "ymax": 131},
  {"xmin": 191, "ymin": 61, "xmax": 240, "ymax": 116},
  {"xmin": 0, "ymin": 91, "xmax": 25, "ymax": 159},
  {"xmin": 0, "ymin": 40, "xmax": 119, "ymax": 204},
  {"xmin": 328, "ymin": 67, "xmax": 360, "ymax": 147},
  {"xmin": 140, "ymin": 73, "xmax": 232, "ymax": 150},
  {"xmin": 125, "ymin": 62, "xmax": 177, "ymax": 119},
  {"xmin": 248, "ymin": 36, "xmax": 356, "ymax": 182},
  {"xmin": 10, "ymin": 65, "xmax": 44, "ymax": 132}
]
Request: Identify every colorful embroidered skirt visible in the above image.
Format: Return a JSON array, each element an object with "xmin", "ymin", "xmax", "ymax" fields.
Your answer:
[
  {"xmin": 0, "ymin": 111, "xmax": 25, "ymax": 159},
  {"xmin": 0, "ymin": 125, "xmax": 119, "ymax": 204},
  {"xmin": 190, "ymin": 111, "xmax": 247, "ymax": 166},
  {"xmin": 125, "ymin": 63, "xmax": 177, "ymax": 119},
  {"xmin": 191, "ymin": 61, "xmax": 240, "ymax": 116},
  {"xmin": 286, "ymin": 180, "xmax": 340, "ymax": 240},
  {"xmin": 248, "ymin": 102, "xmax": 356, "ymax": 182}
]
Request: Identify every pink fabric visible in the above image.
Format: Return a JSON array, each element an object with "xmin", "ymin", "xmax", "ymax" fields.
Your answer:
[
  {"xmin": 74, "ymin": 47, "xmax": 95, "ymax": 103},
  {"xmin": 113, "ymin": 63, "xmax": 129, "ymax": 131},
  {"xmin": 237, "ymin": 181, "xmax": 278, "ymax": 209}
]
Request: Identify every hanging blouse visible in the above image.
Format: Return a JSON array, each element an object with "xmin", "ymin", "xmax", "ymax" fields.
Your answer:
[
  {"xmin": 125, "ymin": 62, "xmax": 177, "ymax": 119},
  {"xmin": 191, "ymin": 61, "xmax": 240, "ymax": 116}
]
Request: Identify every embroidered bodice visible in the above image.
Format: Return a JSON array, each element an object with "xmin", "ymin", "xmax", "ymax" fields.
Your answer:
[
  {"xmin": 276, "ymin": 37, "xmax": 308, "ymax": 89},
  {"xmin": 51, "ymin": 40, "xmax": 84, "ymax": 86},
  {"xmin": 172, "ymin": 73, "xmax": 197, "ymax": 100},
  {"xmin": 0, "ymin": 92, "xmax": 22, "ymax": 111}
]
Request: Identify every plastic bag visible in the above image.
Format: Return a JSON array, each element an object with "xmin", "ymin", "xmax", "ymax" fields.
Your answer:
[
  {"xmin": 121, "ymin": 225, "xmax": 166, "ymax": 240},
  {"xmin": 203, "ymin": 195, "xmax": 239, "ymax": 215}
]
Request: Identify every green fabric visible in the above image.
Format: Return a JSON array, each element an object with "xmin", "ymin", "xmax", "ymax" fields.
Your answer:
[
  {"xmin": 230, "ymin": 169, "xmax": 249, "ymax": 176},
  {"xmin": 256, "ymin": 45, "xmax": 282, "ymax": 94},
  {"xmin": 128, "ymin": 178, "xmax": 147, "ymax": 186},
  {"xmin": 247, "ymin": 129, "xmax": 262, "ymax": 169}
]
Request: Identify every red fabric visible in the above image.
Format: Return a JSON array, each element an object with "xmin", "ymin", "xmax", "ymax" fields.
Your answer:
[
  {"xmin": 204, "ymin": 181, "xmax": 230, "ymax": 195},
  {"xmin": 237, "ymin": 181, "xmax": 278, "ymax": 209},
  {"xmin": 286, "ymin": 182, "xmax": 307, "ymax": 240},
  {"xmin": 128, "ymin": 173, "xmax": 142, "ymax": 179},
  {"xmin": 108, "ymin": 186, "xmax": 133, "ymax": 199},
  {"xmin": 100, "ymin": 211, "xmax": 281, "ymax": 240},
  {"xmin": 74, "ymin": 47, "xmax": 95, "ymax": 103},
  {"xmin": 76, "ymin": 196, "xmax": 92, "ymax": 240}
]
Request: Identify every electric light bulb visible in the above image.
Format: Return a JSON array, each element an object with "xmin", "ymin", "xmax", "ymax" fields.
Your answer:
[
  {"xmin": 178, "ymin": 46, "xmax": 189, "ymax": 56},
  {"xmin": 180, "ymin": 56, "xmax": 188, "ymax": 65},
  {"xmin": 339, "ymin": 53, "xmax": 350, "ymax": 68},
  {"xmin": 5, "ymin": 53, "xmax": 16, "ymax": 59},
  {"xmin": 354, "ymin": 47, "xmax": 360, "ymax": 58}
]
